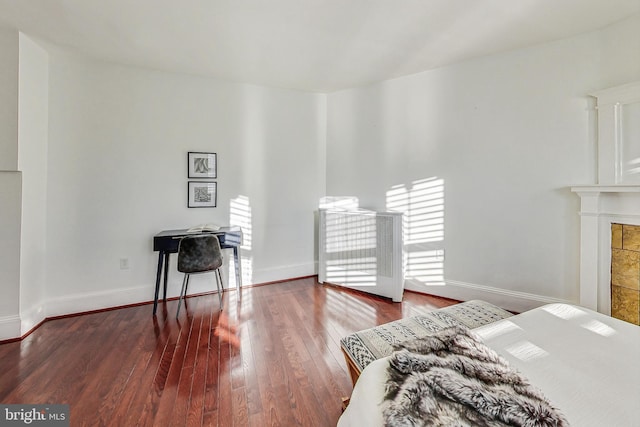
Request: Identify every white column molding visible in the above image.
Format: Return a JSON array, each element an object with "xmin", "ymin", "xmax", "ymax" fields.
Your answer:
[
  {"xmin": 573, "ymin": 190, "xmax": 600, "ymax": 310},
  {"xmin": 590, "ymin": 81, "xmax": 640, "ymax": 184}
]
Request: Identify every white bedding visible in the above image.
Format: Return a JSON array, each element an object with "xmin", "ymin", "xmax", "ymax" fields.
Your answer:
[{"xmin": 337, "ymin": 303, "xmax": 640, "ymax": 427}]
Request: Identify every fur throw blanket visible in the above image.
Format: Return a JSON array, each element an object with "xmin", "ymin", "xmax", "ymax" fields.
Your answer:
[{"xmin": 383, "ymin": 326, "xmax": 568, "ymax": 427}]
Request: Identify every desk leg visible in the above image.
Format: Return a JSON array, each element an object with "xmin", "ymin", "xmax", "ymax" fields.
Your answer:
[
  {"xmin": 153, "ymin": 252, "xmax": 164, "ymax": 315},
  {"xmin": 163, "ymin": 253, "xmax": 170, "ymax": 301},
  {"xmin": 233, "ymin": 246, "xmax": 242, "ymax": 292}
]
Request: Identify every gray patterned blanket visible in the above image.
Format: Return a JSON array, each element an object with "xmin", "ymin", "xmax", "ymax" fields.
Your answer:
[{"xmin": 383, "ymin": 326, "xmax": 568, "ymax": 427}]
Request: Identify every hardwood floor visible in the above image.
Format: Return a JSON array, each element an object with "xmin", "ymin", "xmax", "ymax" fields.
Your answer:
[{"xmin": 0, "ymin": 277, "xmax": 459, "ymax": 426}]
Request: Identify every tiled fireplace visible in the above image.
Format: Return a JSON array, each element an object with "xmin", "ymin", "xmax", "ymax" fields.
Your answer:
[
  {"xmin": 610, "ymin": 223, "xmax": 640, "ymax": 324},
  {"xmin": 571, "ymin": 186, "xmax": 640, "ymax": 324}
]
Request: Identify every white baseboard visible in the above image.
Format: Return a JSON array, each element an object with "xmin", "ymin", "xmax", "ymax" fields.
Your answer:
[
  {"xmin": 9, "ymin": 268, "xmax": 575, "ymax": 341},
  {"xmin": 3, "ymin": 262, "xmax": 316, "ymax": 340},
  {"xmin": 250, "ymin": 262, "xmax": 316, "ymax": 285},
  {"xmin": 41, "ymin": 263, "xmax": 316, "ymax": 321},
  {"xmin": 3, "ymin": 274, "xmax": 574, "ymax": 341},
  {"xmin": 20, "ymin": 302, "xmax": 46, "ymax": 336},
  {"xmin": 0, "ymin": 315, "xmax": 21, "ymax": 341},
  {"xmin": 404, "ymin": 278, "xmax": 573, "ymax": 313},
  {"xmin": 45, "ymin": 285, "xmax": 151, "ymax": 318}
]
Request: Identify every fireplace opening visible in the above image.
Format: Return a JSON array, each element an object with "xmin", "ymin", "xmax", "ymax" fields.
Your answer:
[{"xmin": 610, "ymin": 223, "xmax": 640, "ymax": 325}]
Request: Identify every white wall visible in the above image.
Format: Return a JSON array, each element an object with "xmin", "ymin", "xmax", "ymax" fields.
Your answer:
[
  {"xmin": 0, "ymin": 171, "xmax": 21, "ymax": 338},
  {"xmin": 0, "ymin": 29, "xmax": 21, "ymax": 339},
  {"xmin": 326, "ymin": 15, "xmax": 640, "ymax": 312},
  {"xmin": 18, "ymin": 33, "xmax": 49, "ymax": 334},
  {"xmin": 44, "ymin": 49, "xmax": 326, "ymax": 316},
  {"xmin": 0, "ymin": 28, "xmax": 18, "ymax": 170},
  {"xmin": 2, "ymin": 14, "xmax": 638, "ymax": 338}
]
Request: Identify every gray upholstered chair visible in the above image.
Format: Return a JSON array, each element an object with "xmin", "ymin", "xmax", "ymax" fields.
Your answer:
[{"xmin": 176, "ymin": 234, "xmax": 224, "ymax": 317}]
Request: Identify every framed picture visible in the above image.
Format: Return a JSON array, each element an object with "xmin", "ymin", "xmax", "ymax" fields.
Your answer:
[
  {"xmin": 188, "ymin": 181, "xmax": 217, "ymax": 208},
  {"xmin": 188, "ymin": 152, "xmax": 217, "ymax": 179}
]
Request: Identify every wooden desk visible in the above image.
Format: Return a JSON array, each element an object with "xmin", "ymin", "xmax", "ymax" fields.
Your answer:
[{"xmin": 152, "ymin": 227, "xmax": 243, "ymax": 314}]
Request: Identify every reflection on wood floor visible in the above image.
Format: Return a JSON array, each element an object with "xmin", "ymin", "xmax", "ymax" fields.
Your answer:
[{"xmin": 0, "ymin": 276, "xmax": 459, "ymax": 426}]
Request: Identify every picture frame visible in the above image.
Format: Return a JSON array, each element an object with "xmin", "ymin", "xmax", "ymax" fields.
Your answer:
[
  {"xmin": 188, "ymin": 151, "xmax": 217, "ymax": 179},
  {"xmin": 188, "ymin": 181, "xmax": 217, "ymax": 208}
]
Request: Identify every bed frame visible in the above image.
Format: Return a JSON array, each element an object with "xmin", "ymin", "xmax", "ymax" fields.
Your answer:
[{"xmin": 339, "ymin": 300, "xmax": 513, "ymax": 385}]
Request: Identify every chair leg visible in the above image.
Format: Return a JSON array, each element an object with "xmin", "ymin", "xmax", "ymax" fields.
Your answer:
[
  {"xmin": 176, "ymin": 274, "xmax": 190, "ymax": 318},
  {"xmin": 215, "ymin": 269, "xmax": 223, "ymax": 310}
]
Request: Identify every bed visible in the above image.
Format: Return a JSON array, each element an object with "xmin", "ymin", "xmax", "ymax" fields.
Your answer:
[{"xmin": 338, "ymin": 303, "xmax": 640, "ymax": 427}]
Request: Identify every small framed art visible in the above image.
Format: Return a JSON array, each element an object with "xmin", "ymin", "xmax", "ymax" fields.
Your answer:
[
  {"xmin": 188, "ymin": 181, "xmax": 217, "ymax": 208},
  {"xmin": 188, "ymin": 152, "xmax": 217, "ymax": 179}
]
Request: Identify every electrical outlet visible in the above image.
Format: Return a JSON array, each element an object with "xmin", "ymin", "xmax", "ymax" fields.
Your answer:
[{"xmin": 119, "ymin": 258, "xmax": 130, "ymax": 270}]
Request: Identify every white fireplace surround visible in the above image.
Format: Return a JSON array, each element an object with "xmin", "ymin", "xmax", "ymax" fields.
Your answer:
[
  {"xmin": 571, "ymin": 80, "xmax": 640, "ymax": 315},
  {"xmin": 571, "ymin": 185, "xmax": 640, "ymax": 314}
]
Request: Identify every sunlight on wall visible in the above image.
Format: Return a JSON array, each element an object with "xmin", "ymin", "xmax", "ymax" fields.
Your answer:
[
  {"xmin": 229, "ymin": 195, "xmax": 252, "ymax": 287},
  {"xmin": 387, "ymin": 177, "xmax": 445, "ymax": 286}
]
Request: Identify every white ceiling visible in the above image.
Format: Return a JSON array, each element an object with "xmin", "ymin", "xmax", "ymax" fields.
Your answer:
[{"xmin": 0, "ymin": 0, "xmax": 638, "ymax": 92}]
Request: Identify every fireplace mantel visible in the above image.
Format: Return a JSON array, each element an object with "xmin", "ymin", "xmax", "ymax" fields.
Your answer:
[
  {"xmin": 571, "ymin": 81, "xmax": 640, "ymax": 314},
  {"xmin": 571, "ymin": 185, "xmax": 640, "ymax": 193},
  {"xmin": 571, "ymin": 185, "xmax": 640, "ymax": 314}
]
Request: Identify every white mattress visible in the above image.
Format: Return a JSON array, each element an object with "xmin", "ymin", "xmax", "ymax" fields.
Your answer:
[{"xmin": 338, "ymin": 303, "xmax": 640, "ymax": 427}]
